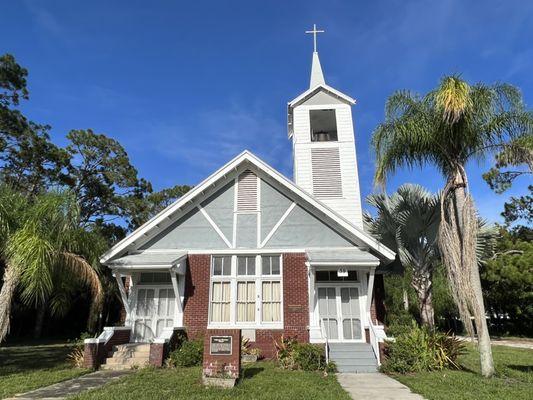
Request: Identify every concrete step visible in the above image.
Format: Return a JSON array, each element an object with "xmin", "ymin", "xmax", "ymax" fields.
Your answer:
[
  {"xmin": 113, "ymin": 343, "xmax": 150, "ymax": 352},
  {"xmin": 105, "ymin": 357, "xmax": 149, "ymax": 366},
  {"xmin": 336, "ymin": 365, "xmax": 378, "ymax": 373},
  {"xmin": 109, "ymin": 350, "xmax": 150, "ymax": 358},
  {"xmin": 100, "ymin": 364, "xmax": 135, "ymax": 371},
  {"xmin": 329, "ymin": 352, "xmax": 376, "ymax": 360}
]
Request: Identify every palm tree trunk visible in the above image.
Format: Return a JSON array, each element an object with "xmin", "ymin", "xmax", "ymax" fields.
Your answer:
[
  {"xmin": 439, "ymin": 168, "xmax": 494, "ymax": 377},
  {"xmin": 412, "ymin": 269, "xmax": 435, "ymax": 328},
  {"xmin": 33, "ymin": 303, "xmax": 47, "ymax": 339},
  {"xmin": 0, "ymin": 264, "xmax": 20, "ymax": 343}
]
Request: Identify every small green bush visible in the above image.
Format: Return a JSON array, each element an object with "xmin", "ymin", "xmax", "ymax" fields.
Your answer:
[
  {"xmin": 274, "ymin": 335, "xmax": 328, "ymax": 372},
  {"xmin": 381, "ymin": 322, "xmax": 465, "ymax": 374},
  {"xmin": 386, "ymin": 310, "xmax": 416, "ymax": 337},
  {"xmin": 168, "ymin": 339, "xmax": 203, "ymax": 367},
  {"xmin": 293, "ymin": 343, "xmax": 325, "ymax": 371}
]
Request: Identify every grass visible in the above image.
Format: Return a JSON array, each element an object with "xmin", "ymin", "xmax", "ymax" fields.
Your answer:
[
  {"xmin": 70, "ymin": 361, "xmax": 351, "ymax": 400},
  {"xmin": 0, "ymin": 342, "xmax": 89, "ymax": 399},
  {"xmin": 394, "ymin": 345, "xmax": 533, "ymax": 400}
]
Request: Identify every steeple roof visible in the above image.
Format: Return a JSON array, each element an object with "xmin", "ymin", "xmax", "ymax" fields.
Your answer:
[{"xmin": 310, "ymin": 52, "xmax": 325, "ymax": 87}]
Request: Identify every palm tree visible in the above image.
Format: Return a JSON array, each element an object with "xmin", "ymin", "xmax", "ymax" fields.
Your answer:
[
  {"xmin": 366, "ymin": 184, "xmax": 440, "ymax": 328},
  {"xmin": 0, "ymin": 185, "xmax": 104, "ymax": 342},
  {"xmin": 372, "ymin": 75, "xmax": 532, "ymax": 377}
]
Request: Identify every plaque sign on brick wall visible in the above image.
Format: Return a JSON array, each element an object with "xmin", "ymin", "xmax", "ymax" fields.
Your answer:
[{"xmin": 210, "ymin": 336, "xmax": 232, "ymax": 355}]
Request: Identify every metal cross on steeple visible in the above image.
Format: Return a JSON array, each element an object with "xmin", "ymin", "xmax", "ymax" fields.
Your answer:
[{"xmin": 305, "ymin": 24, "xmax": 324, "ymax": 53}]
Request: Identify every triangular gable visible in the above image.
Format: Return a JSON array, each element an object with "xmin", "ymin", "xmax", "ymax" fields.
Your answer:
[
  {"xmin": 288, "ymin": 84, "xmax": 355, "ymax": 109},
  {"xmin": 100, "ymin": 151, "xmax": 395, "ymax": 264}
]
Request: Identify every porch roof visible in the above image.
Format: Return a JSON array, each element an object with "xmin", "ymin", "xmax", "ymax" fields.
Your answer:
[
  {"xmin": 107, "ymin": 251, "xmax": 187, "ymax": 268},
  {"xmin": 306, "ymin": 248, "xmax": 379, "ymax": 266}
]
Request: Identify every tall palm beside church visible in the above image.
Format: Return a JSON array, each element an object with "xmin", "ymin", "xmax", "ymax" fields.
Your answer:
[
  {"xmin": 365, "ymin": 184, "xmax": 440, "ymax": 328},
  {"xmin": 0, "ymin": 186, "xmax": 105, "ymax": 342},
  {"xmin": 372, "ymin": 75, "xmax": 532, "ymax": 377}
]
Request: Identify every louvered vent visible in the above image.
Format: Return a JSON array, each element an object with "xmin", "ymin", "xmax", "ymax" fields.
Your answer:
[
  {"xmin": 311, "ymin": 148, "xmax": 343, "ymax": 198},
  {"xmin": 237, "ymin": 170, "xmax": 258, "ymax": 212}
]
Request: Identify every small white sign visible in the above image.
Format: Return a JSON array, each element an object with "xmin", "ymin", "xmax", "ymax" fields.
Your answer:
[{"xmin": 337, "ymin": 269, "xmax": 348, "ymax": 278}]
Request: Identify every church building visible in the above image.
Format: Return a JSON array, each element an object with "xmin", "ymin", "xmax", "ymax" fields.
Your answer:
[{"xmin": 86, "ymin": 26, "xmax": 395, "ymax": 373}]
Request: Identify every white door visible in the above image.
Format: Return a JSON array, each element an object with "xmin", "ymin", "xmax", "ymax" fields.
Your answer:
[
  {"xmin": 133, "ymin": 287, "xmax": 175, "ymax": 342},
  {"xmin": 318, "ymin": 285, "xmax": 363, "ymax": 342}
]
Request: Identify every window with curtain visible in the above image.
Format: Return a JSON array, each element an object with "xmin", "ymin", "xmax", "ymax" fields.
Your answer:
[
  {"xmin": 262, "ymin": 281, "xmax": 281, "ymax": 322},
  {"xmin": 210, "ymin": 281, "xmax": 231, "ymax": 322},
  {"xmin": 237, "ymin": 281, "xmax": 255, "ymax": 322},
  {"xmin": 209, "ymin": 255, "xmax": 282, "ymax": 326}
]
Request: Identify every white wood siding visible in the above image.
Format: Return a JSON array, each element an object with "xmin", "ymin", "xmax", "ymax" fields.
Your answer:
[{"xmin": 291, "ymin": 92, "xmax": 363, "ymax": 228}]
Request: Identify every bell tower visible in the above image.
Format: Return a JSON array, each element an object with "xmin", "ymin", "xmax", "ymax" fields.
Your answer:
[{"xmin": 288, "ymin": 25, "xmax": 363, "ymax": 228}]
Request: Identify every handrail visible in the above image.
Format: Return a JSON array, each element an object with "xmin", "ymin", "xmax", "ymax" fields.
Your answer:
[
  {"xmin": 367, "ymin": 313, "xmax": 381, "ymax": 365},
  {"xmin": 319, "ymin": 318, "xmax": 329, "ymax": 364}
]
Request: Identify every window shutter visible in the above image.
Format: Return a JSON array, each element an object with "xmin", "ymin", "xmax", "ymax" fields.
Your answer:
[
  {"xmin": 311, "ymin": 148, "xmax": 343, "ymax": 198},
  {"xmin": 237, "ymin": 170, "xmax": 258, "ymax": 212}
]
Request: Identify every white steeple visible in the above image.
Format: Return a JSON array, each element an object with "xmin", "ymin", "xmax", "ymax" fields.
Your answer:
[
  {"xmin": 306, "ymin": 24, "xmax": 326, "ymax": 87},
  {"xmin": 310, "ymin": 52, "xmax": 325, "ymax": 87},
  {"xmin": 287, "ymin": 25, "xmax": 363, "ymax": 228}
]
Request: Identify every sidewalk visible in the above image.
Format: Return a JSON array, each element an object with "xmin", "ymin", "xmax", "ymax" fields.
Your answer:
[
  {"xmin": 337, "ymin": 373, "xmax": 425, "ymax": 400},
  {"xmin": 6, "ymin": 370, "xmax": 133, "ymax": 400}
]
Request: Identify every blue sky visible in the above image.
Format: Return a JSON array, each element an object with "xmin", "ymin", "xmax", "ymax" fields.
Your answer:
[{"xmin": 2, "ymin": 0, "xmax": 532, "ymax": 223}]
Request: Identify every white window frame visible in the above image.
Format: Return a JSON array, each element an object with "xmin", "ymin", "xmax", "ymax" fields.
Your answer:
[{"xmin": 208, "ymin": 254, "xmax": 283, "ymax": 329}]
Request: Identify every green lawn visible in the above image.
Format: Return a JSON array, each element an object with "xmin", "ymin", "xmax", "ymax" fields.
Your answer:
[
  {"xmin": 394, "ymin": 345, "xmax": 533, "ymax": 400},
  {"xmin": 70, "ymin": 362, "xmax": 350, "ymax": 400},
  {"xmin": 0, "ymin": 342, "xmax": 89, "ymax": 399}
]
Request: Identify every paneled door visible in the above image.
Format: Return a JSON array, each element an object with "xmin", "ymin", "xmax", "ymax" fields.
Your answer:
[
  {"xmin": 133, "ymin": 287, "xmax": 175, "ymax": 342},
  {"xmin": 317, "ymin": 285, "xmax": 363, "ymax": 342},
  {"xmin": 318, "ymin": 287, "xmax": 339, "ymax": 340}
]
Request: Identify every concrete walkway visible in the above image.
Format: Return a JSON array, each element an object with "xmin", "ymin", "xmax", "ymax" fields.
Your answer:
[
  {"xmin": 6, "ymin": 370, "xmax": 133, "ymax": 400},
  {"xmin": 337, "ymin": 373, "xmax": 425, "ymax": 400}
]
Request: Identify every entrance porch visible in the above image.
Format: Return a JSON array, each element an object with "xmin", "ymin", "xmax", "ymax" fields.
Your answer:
[{"xmin": 306, "ymin": 249, "xmax": 387, "ymax": 366}]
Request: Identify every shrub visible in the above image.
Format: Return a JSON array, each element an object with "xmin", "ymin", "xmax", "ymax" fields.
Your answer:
[
  {"xmin": 381, "ymin": 322, "xmax": 465, "ymax": 374},
  {"xmin": 168, "ymin": 339, "xmax": 203, "ymax": 367},
  {"xmin": 67, "ymin": 332, "xmax": 93, "ymax": 368},
  {"xmin": 242, "ymin": 338, "xmax": 262, "ymax": 357},
  {"xmin": 386, "ymin": 310, "xmax": 416, "ymax": 337},
  {"xmin": 274, "ymin": 335, "xmax": 328, "ymax": 372},
  {"xmin": 293, "ymin": 343, "xmax": 325, "ymax": 371}
]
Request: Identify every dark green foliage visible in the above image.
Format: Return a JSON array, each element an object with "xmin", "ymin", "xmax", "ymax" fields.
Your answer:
[
  {"xmin": 274, "ymin": 335, "xmax": 328, "ymax": 372},
  {"xmin": 168, "ymin": 339, "xmax": 203, "ymax": 367},
  {"xmin": 381, "ymin": 322, "xmax": 465, "ymax": 374},
  {"xmin": 481, "ymin": 227, "xmax": 533, "ymax": 336},
  {"xmin": 292, "ymin": 343, "xmax": 326, "ymax": 371},
  {"xmin": 386, "ymin": 310, "xmax": 417, "ymax": 337}
]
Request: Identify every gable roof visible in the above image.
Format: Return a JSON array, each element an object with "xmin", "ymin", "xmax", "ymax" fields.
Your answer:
[
  {"xmin": 288, "ymin": 83, "xmax": 356, "ymax": 109},
  {"xmin": 100, "ymin": 151, "xmax": 395, "ymax": 264}
]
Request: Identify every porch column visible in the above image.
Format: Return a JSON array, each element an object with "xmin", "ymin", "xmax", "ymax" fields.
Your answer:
[
  {"xmin": 367, "ymin": 267, "xmax": 376, "ymax": 323},
  {"xmin": 170, "ymin": 265, "xmax": 184, "ymax": 326},
  {"xmin": 114, "ymin": 272, "xmax": 131, "ymax": 323}
]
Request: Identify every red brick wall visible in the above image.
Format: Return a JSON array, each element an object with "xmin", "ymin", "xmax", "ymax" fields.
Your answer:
[
  {"xmin": 183, "ymin": 254, "xmax": 211, "ymax": 338},
  {"xmin": 182, "ymin": 253, "xmax": 310, "ymax": 358},
  {"xmin": 282, "ymin": 253, "xmax": 309, "ymax": 341},
  {"xmin": 203, "ymin": 329, "xmax": 241, "ymax": 379}
]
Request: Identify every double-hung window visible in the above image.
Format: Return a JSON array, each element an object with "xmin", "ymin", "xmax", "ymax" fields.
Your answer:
[
  {"xmin": 210, "ymin": 256, "xmax": 232, "ymax": 322},
  {"xmin": 209, "ymin": 254, "xmax": 282, "ymax": 326}
]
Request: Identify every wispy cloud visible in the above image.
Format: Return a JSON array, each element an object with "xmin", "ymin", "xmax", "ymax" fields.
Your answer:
[
  {"xmin": 23, "ymin": 0, "xmax": 65, "ymax": 36},
  {"xmin": 135, "ymin": 102, "xmax": 290, "ymax": 178}
]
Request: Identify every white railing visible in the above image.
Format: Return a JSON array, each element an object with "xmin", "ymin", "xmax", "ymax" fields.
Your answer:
[
  {"xmin": 367, "ymin": 313, "xmax": 381, "ymax": 366},
  {"xmin": 84, "ymin": 326, "xmax": 131, "ymax": 346},
  {"xmin": 319, "ymin": 318, "xmax": 329, "ymax": 363}
]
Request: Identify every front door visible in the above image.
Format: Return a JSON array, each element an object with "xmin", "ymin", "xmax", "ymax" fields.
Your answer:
[
  {"xmin": 132, "ymin": 287, "xmax": 175, "ymax": 342},
  {"xmin": 318, "ymin": 285, "xmax": 363, "ymax": 342}
]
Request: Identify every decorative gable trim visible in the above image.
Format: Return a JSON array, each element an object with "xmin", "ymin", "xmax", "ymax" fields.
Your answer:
[
  {"xmin": 197, "ymin": 205, "xmax": 232, "ymax": 248},
  {"xmin": 100, "ymin": 151, "xmax": 395, "ymax": 264}
]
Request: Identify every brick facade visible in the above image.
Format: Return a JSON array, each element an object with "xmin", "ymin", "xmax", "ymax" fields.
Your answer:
[
  {"xmin": 182, "ymin": 253, "xmax": 310, "ymax": 358},
  {"xmin": 202, "ymin": 329, "xmax": 241, "ymax": 379},
  {"xmin": 183, "ymin": 254, "xmax": 211, "ymax": 338}
]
